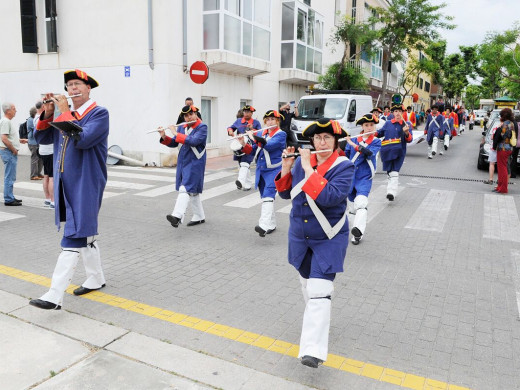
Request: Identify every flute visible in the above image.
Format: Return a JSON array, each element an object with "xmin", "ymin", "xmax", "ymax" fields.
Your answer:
[
  {"xmin": 282, "ymin": 149, "xmax": 332, "ymax": 158},
  {"xmin": 337, "ymin": 129, "xmax": 380, "ymax": 142},
  {"xmin": 42, "ymin": 94, "xmax": 82, "ymax": 104},
  {"xmin": 146, "ymin": 121, "xmax": 197, "ymax": 134},
  {"xmin": 226, "ymin": 125, "xmax": 277, "ymax": 140}
]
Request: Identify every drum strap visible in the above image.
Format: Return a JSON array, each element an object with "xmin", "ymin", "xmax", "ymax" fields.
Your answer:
[
  {"xmin": 290, "ymin": 156, "xmax": 349, "ymax": 240},
  {"xmin": 254, "ymin": 129, "xmax": 282, "ymax": 169},
  {"xmin": 184, "ymin": 126, "xmax": 206, "ymax": 160}
]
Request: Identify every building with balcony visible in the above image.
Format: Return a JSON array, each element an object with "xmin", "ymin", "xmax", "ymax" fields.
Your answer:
[
  {"xmin": 0, "ymin": 0, "xmax": 347, "ymax": 163},
  {"xmin": 401, "ymin": 49, "xmax": 434, "ymax": 113}
]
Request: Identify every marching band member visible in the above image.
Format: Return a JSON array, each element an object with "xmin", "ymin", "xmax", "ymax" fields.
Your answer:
[
  {"xmin": 275, "ymin": 118, "xmax": 354, "ymax": 368},
  {"xmin": 161, "ymin": 105, "xmax": 207, "ymax": 228},
  {"xmin": 381, "ymin": 106, "xmax": 392, "ymax": 121},
  {"xmin": 440, "ymin": 106, "xmax": 456, "ymax": 155},
  {"xmin": 424, "ymin": 104, "xmax": 444, "ymax": 159},
  {"xmin": 227, "ymin": 105, "xmax": 261, "ymax": 191},
  {"xmin": 239, "ymin": 110, "xmax": 286, "ymax": 237},
  {"xmin": 371, "ymin": 107, "xmax": 386, "ymax": 130},
  {"xmin": 30, "ymin": 69, "xmax": 109, "ymax": 310},
  {"xmin": 377, "ymin": 104, "xmax": 413, "ymax": 201},
  {"xmin": 403, "ymin": 106, "xmax": 417, "ymax": 129},
  {"xmin": 344, "ymin": 114, "xmax": 382, "ymax": 245}
]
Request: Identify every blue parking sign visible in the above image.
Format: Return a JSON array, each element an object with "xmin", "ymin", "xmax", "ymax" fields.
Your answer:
[{"xmin": 124, "ymin": 66, "xmax": 131, "ymax": 77}]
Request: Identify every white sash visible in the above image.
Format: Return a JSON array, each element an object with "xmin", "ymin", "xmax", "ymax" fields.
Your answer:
[
  {"xmin": 182, "ymin": 126, "xmax": 206, "ymax": 160},
  {"xmin": 350, "ymin": 140, "xmax": 375, "ymax": 179},
  {"xmin": 290, "ymin": 156, "xmax": 349, "ymax": 240},
  {"xmin": 254, "ymin": 129, "xmax": 282, "ymax": 168}
]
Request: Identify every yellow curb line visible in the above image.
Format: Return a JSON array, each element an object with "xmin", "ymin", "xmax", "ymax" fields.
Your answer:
[{"xmin": 0, "ymin": 264, "xmax": 471, "ymax": 390}]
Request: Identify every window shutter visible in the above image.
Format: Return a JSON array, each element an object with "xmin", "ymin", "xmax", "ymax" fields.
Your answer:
[{"xmin": 20, "ymin": 0, "xmax": 37, "ymax": 53}]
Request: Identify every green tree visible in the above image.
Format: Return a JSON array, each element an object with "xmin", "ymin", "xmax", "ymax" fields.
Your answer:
[
  {"xmin": 375, "ymin": 0, "xmax": 454, "ymax": 105},
  {"xmin": 319, "ymin": 16, "xmax": 379, "ymax": 90},
  {"xmin": 464, "ymin": 84, "xmax": 482, "ymax": 110},
  {"xmin": 442, "ymin": 47, "xmax": 479, "ymax": 104}
]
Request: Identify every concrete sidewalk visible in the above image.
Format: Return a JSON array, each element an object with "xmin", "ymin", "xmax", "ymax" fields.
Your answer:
[{"xmin": 0, "ymin": 290, "xmax": 312, "ymax": 390}]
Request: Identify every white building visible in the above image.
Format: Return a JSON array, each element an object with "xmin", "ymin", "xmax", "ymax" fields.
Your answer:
[{"xmin": 0, "ymin": 0, "xmax": 349, "ymax": 164}]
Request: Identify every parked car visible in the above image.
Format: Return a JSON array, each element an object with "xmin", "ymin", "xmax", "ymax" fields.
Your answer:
[
  {"xmin": 474, "ymin": 110, "xmax": 487, "ymax": 126},
  {"xmin": 477, "ymin": 116, "xmax": 520, "ymax": 170}
]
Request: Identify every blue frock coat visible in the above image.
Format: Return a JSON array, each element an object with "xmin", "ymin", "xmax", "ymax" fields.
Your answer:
[
  {"xmin": 377, "ymin": 119, "xmax": 413, "ymax": 172},
  {"xmin": 344, "ymin": 135, "xmax": 382, "ymax": 199},
  {"xmin": 228, "ymin": 117, "xmax": 261, "ymax": 163}
]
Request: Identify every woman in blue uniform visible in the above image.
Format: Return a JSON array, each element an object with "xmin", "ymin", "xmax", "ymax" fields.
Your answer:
[
  {"xmin": 377, "ymin": 104, "xmax": 413, "ymax": 201},
  {"xmin": 160, "ymin": 105, "xmax": 207, "ymax": 227},
  {"xmin": 344, "ymin": 114, "xmax": 382, "ymax": 244},
  {"xmin": 239, "ymin": 110, "xmax": 286, "ymax": 237},
  {"xmin": 275, "ymin": 118, "xmax": 354, "ymax": 368}
]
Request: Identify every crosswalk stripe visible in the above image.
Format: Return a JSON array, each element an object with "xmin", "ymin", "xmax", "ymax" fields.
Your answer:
[
  {"xmin": 7, "ymin": 196, "xmax": 53, "ymax": 209},
  {"xmin": 200, "ymin": 182, "xmax": 237, "ymax": 201},
  {"xmin": 109, "ymin": 165, "xmax": 176, "ymax": 174},
  {"xmin": 107, "ymin": 180, "xmax": 154, "ymax": 190},
  {"xmin": 14, "ymin": 182, "xmax": 42, "ymax": 191},
  {"xmin": 108, "ymin": 171, "xmax": 174, "ymax": 182},
  {"xmin": 483, "ymin": 194, "xmax": 520, "ymax": 242},
  {"xmin": 405, "ymin": 189, "xmax": 455, "ymax": 232},
  {"xmin": 0, "ymin": 211, "xmax": 25, "ymax": 222},
  {"xmin": 224, "ymin": 191, "xmax": 262, "ymax": 208}
]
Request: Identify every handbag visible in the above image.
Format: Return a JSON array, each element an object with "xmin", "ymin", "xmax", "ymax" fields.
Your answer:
[{"xmin": 510, "ymin": 128, "xmax": 517, "ymax": 147}]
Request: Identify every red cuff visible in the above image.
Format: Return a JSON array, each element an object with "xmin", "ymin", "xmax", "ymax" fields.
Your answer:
[
  {"xmin": 302, "ymin": 172, "xmax": 328, "ymax": 200},
  {"xmin": 55, "ymin": 111, "xmax": 75, "ymax": 122},
  {"xmin": 36, "ymin": 115, "xmax": 52, "ymax": 130},
  {"xmin": 405, "ymin": 132, "xmax": 413, "ymax": 142},
  {"xmin": 175, "ymin": 133, "xmax": 187, "ymax": 144},
  {"xmin": 354, "ymin": 145, "xmax": 359, "ymax": 152},
  {"xmin": 242, "ymin": 143, "xmax": 253, "ymax": 154},
  {"xmin": 161, "ymin": 136, "xmax": 173, "ymax": 145},
  {"xmin": 275, "ymin": 171, "xmax": 292, "ymax": 192}
]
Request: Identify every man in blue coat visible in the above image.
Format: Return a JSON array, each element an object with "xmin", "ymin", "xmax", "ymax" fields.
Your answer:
[
  {"xmin": 275, "ymin": 118, "xmax": 354, "ymax": 368},
  {"xmin": 30, "ymin": 69, "xmax": 109, "ymax": 310},
  {"xmin": 424, "ymin": 104, "xmax": 444, "ymax": 159},
  {"xmin": 160, "ymin": 105, "xmax": 207, "ymax": 228},
  {"xmin": 227, "ymin": 105, "xmax": 261, "ymax": 190}
]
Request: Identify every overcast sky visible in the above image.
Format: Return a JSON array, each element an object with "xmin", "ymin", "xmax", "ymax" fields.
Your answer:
[{"xmin": 431, "ymin": 0, "xmax": 519, "ymax": 54}]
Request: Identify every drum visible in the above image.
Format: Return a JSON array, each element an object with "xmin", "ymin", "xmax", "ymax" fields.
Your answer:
[{"xmin": 230, "ymin": 138, "xmax": 245, "ymax": 156}]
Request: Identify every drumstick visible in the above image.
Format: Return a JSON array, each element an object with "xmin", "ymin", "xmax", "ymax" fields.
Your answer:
[
  {"xmin": 227, "ymin": 125, "xmax": 277, "ymax": 140},
  {"xmin": 282, "ymin": 149, "xmax": 332, "ymax": 158},
  {"xmin": 146, "ymin": 121, "xmax": 197, "ymax": 134}
]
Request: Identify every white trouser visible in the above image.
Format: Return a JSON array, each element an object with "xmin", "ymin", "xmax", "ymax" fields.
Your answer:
[
  {"xmin": 299, "ymin": 278, "xmax": 334, "ymax": 362},
  {"xmin": 352, "ymin": 195, "xmax": 368, "ymax": 235},
  {"xmin": 259, "ymin": 197, "xmax": 276, "ymax": 231},
  {"xmin": 172, "ymin": 186, "xmax": 190, "ymax": 223},
  {"xmin": 237, "ymin": 162, "xmax": 252, "ymax": 190},
  {"xmin": 387, "ymin": 171, "xmax": 399, "ymax": 197},
  {"xmin": 79, "ymin": 237, "xmax": 106, "ymax": 289},
  {"xmin": 444, "ymin": 134, "xmax": 450, "ymax": 149},
  {"xmin": 299, "ymin": 276, "xmax": 309, "ymax": 305},
  {"xmin": 40, "ymin": 248, "xmax": 80, "ymax": 305},
  {"xmin": 432, "ymin": 136, "xmax": 438, "ymax": 155},
  {"xmin": 189, "ymin": 194, "xmax": 205, "ymax": 222}
]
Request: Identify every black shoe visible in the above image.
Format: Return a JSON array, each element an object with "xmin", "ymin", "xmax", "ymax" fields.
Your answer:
[
  {"xmin": 301, "ymin": 355, "xmax": 323, "ymax": 368},
  {"xmin": 444, "ymin": 145, "xmax": 448, "ymax": 151},
  {"xmin": 187, "ymin": 219, "xmax": 205, "ymax": 226},
  {"xmin": 386, "ymin": 193, "xmax": 394, "ymax": 201},
  {"xmin": 255, "ymin": 225, "xmax": 266, "ymax": 237},
  {"xmin": 5, "ymin": 200, "xmax": 22, "ymax": 206},
  {"xmin": 432, "ymin": 151, "xmax": 436, "ymax": 156},
  {"xmin": 73, "ymin": 284, "xmax": 106, "ymax": 296},
  {"xmin": 166, "ymin": 214, "xmax": 181, "ymax": 228},
  {"xmin": 29, "ymin": 299, "xmax": 61, "ymax": 310},
  {"xmin": 235, "ymin": 180, "xmax": 242, "ymax": 190},
  {"xmin": 351, "ymin": 227, "xmax": 362, "ymax": 238}
]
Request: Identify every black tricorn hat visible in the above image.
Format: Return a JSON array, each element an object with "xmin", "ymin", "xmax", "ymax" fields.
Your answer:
[
  {"xmin": 390, "ymin": 104, "xmax": 405, "ymax": 112},
  {"xmin": 302, "ymin": 118, "xmax": 348, "ymax": 138},
  {"xmin": 263, "ymin": 110, "xmax": 284, "ymax": 120},
  {"xmin": 371, "ymin": 107, "xmax": 383, "ymax": 113},
  {"xmin": 180, "ymin": 105, "xmax": 199, "ymax": 114},
  {"xmin": 357, "ymin": 114, "xmax": 379, "ymax": 126},
  {"xmin": 242, "ymin": 105, "xmax": 256, "ymax": 112},
  {"xmin": 64, "ymin": 69, "xmax": 99, "ymax": 91}
]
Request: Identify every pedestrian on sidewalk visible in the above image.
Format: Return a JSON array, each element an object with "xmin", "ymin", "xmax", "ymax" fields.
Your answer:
[
  {"xmin": 344, "ymin": 114, "xmax": 381, "ymax": 245},
  {"xmin": 162, "ymin": 104, "xmax": 207, "ymax": 227},
  {"xmin": 27, "ymin": 106, "xmax": 44, "ymax": 180},
  {"xmin": 227, "ymin": 105, "xmax": 261, "ymax": 191},
  {"xmin": 509, "ymin": 114, "xmax": 519, "ymax": 178},
  {"xmin": 377, "ymin": 104, "xmax": 413, "ymax": 201},
  {"xmin": 30, "ymin": 69, "xmax": 109, "ymax": 310},
  {"xmin": 240, "ymin": 110, "xmax": 286, "ymax": 237},
  {"xmin": 0, "ymin": 102, "xmax": 27, "ymax": 206},
  {"xmin": 493, "ymin": 108, "xmax": 515, "ymax": 194},
  {"xmin": 275, "ymin": 118, "xmax": 354, "ymax": 368}
]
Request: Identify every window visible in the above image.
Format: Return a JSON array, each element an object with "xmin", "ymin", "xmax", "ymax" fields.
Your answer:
[
  {"xmin": 201, "ymin": 98, "xmax": 212, "ymax": 144},
  {"xmin": 281, "ymin": 1, "xmax": 323, "ymax": 74},
  {"xmin": 352, "ymin": 0, "xmax": 357, "ymax": 20},
  {"xmin": 203, "ymin": 0, "xmax": 271, "ymax": 61},
  {"xmin": 20, "ymin": 0, "xmax": 58, "ymax": 53},
  {"xmin": 425, "ymin": 81, "xmax": 430, "ymax": 92},
  {"xmin": 419, "ymin": 78, "xmax": 424, "ymax": 89},
  {"xmin": 334, "ymin": 0, "xmax": 341, "ymax": 26},
  {"xmin": 347, "ymin": 100, "xmax": 356, "ymax": 122},
  {"xmin": 303, "ymin": 0, "xmax": 311, "ymax": 5},
  {"xmin": 371, "ymin": 48, "xmax": 383, "ymax": 80}
]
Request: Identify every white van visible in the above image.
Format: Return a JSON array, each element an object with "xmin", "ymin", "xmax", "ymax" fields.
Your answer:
[{"xmin": 290, "ymin": 93, "xmax": 374, "ymax": 146}]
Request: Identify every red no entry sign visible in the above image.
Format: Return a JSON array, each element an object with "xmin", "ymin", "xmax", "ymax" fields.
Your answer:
[{"xmin": 189, "ymin": 61, "xmax": 209, "ymax": 84}]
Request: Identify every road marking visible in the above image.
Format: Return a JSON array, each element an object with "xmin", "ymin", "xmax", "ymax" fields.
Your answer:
[
  {"xmin": 483, "ymin": 194, "xmax": 520, "ymax": 242},
  {"xmin": 14, "ymin": 182, "xmax": 43, "ymax": 191},
  {"xmin": 108, "ymin": 171, "xmax": 174, "ymax": 182},
  {"xmin": 0, "ymin": 264, "xmax": 470, "ymax": 390},
  {"xmin": 200, "ymin": 182, "xmax": 237, "ymax": 201},
  {"xmin": 405, "ymin": 189, "xmax": 455, "ymax": 232},
  {"xmin": 109, "ymin": 165, "xmax": 176, "ymax": 174},
  {"xmin": 0, "ymin": 211, "xmax": 25, "ymax": 223},
  {"xmin": 511, "ymin": 249, "xmax": 520, "ymax": 319},
  {"xmin": 106, "ymin": 180, "xmax": 154, "ymax": 190},
  {"xmin": 224, "ymin": 191, "xmax": 262, "ymax": 208}
]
